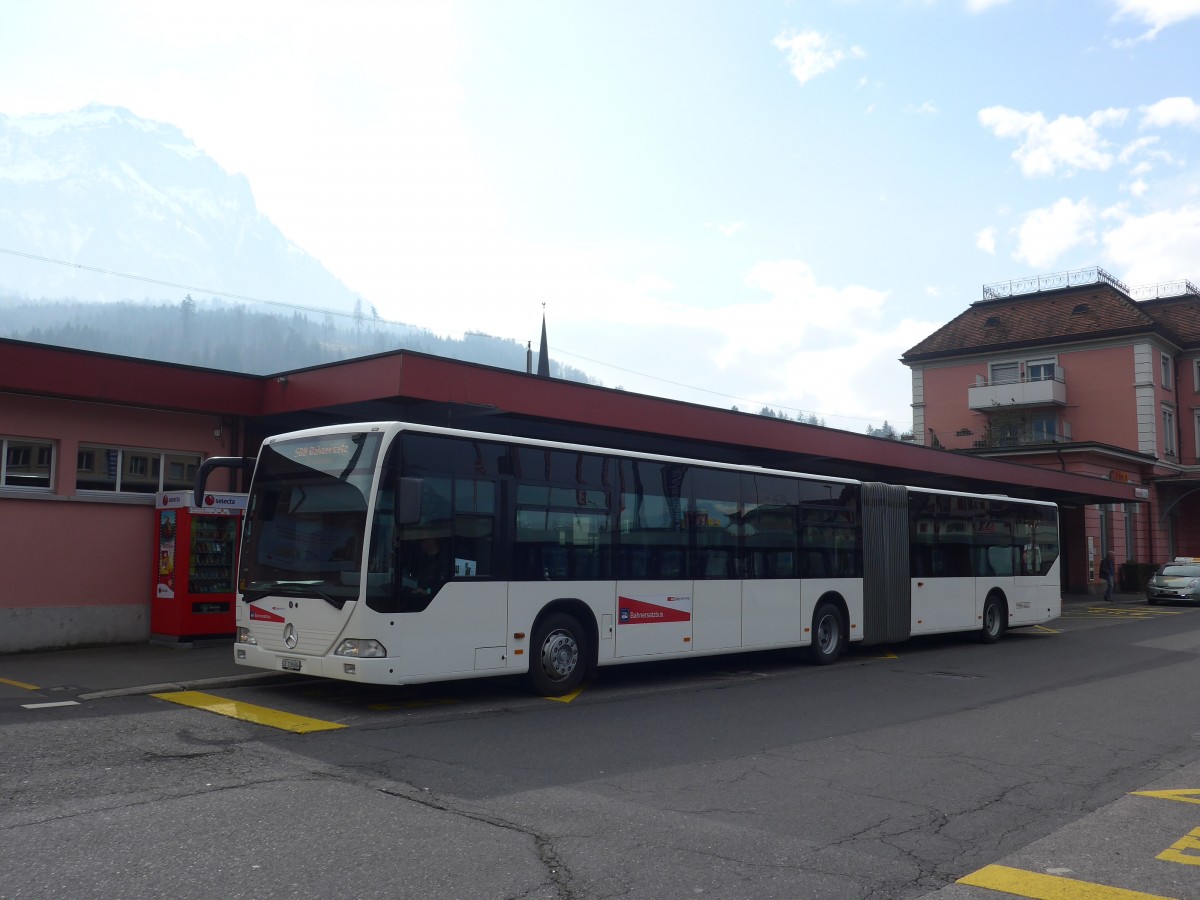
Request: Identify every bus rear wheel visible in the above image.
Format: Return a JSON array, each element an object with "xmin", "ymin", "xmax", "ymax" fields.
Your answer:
[
  {"xmin": 980, "ymin": 595, "xmax": 1006, "ymax": 644},
  {"xmin": 528, "ymin": 612, "xmax": 589, "ymax": 697},
  {"xmin": 808, "ymin": 601, "xmax": 846, "ymax": 665}
]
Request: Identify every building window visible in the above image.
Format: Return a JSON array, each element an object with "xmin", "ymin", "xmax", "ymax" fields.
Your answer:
[
  {"xmin": 76, "ymin": 446, "xmax": 202, "ymax": 495},
  {"xmin": 990, "ymin": 361, "xmax": 1019, "ymax": 384},
  {"xmin": 1125, "ymin": 504, "xmax": 1136, "ymax": 562},
  {"xmin": 1162, "ymin": 406, "xmax": 1177, "ymax": 457},
  {"xmin": 1031, "ymin": 417, "xmax": 1057, "ymax": 442},
  {"xmin": 1195, "ymin": 412, "xmax": 1200, "ymax": 465},
  {"xmin": 1027, "ymin": 360, "xmax": 1056, "ymax": 382},
  {"xmin": 1098, "ymin": 505, "xmax": 1109, "ymax": 559},
  {"xmin": 1, "ymin": 437, "xmax": 54, "ymax": 489},
  {"xmin": 1162, "ymin": 352, "xmax": 1173, "ymax": 388}
]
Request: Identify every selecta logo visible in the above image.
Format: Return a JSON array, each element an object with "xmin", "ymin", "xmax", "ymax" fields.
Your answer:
[
  {"xmin": 248, "ymin": 606, "xmax": 286, "ymax": 623},
  {"xmin": 204, "ymin": 494, "xmax": 238, "ymax": 506}
]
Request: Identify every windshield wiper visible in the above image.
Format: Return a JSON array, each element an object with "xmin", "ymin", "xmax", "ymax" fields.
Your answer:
[{"xmin": 242, "ymin": 581, "xmax": 347, "ymax": 610}]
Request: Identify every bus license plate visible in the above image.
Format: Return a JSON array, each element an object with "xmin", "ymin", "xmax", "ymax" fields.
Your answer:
[{"xmin": 281, "ymin": 657, "xmax": 302, "ymax": 671}]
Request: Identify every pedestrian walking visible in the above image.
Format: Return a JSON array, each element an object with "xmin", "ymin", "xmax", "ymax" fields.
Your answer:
[{"xmin": 1099, "ymin": 550, "xmax": 1116, "ymax": 601}]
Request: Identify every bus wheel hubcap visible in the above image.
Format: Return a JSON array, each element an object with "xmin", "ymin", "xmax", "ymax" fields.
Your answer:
[
  {"xmin": 818, "ymin": 617, "xmax": 837, "ymax": 651},
  {"xmin": 542, "ymin": 630, "xmax": 578, "ymax": 680}
]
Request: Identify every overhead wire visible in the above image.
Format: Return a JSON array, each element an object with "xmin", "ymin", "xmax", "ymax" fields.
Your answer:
[{"xmin": 0, "ymin": 244, "xmax": 914, "ymax": 433}]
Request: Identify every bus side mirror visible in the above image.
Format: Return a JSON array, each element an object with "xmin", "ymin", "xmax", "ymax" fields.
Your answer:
[
  {"xmin": 194, "ymin": 456, "xmax": 255, "ymax": 507},
  {"xmin": 396, "ymin": 477, "xmax": 422, "ymax": 526}
]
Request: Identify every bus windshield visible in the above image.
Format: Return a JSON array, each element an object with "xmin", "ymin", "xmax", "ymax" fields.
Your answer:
[{"xmin": 239, "ymin": 431, "xmax": 382, "ymax": 606}]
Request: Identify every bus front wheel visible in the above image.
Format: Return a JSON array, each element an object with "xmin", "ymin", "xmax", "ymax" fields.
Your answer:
[
  {"xmin": 528, "ymin": 612, "xmax": 589, "ymax": 697},
  {"xmin": 980, "ymin": 595, "xmax": 1006, "ymax": 644},
  {"xmin": 808, "ymin": 601, "xmax": 846, "ymax": 665}
]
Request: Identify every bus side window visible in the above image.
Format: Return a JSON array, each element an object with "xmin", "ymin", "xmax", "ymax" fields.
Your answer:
[{"xmin": 453, "ymin": 477, "xmax": 495, "ymax": 577}]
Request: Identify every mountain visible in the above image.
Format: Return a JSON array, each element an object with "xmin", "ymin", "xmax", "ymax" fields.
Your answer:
[{"xmin": 0, "ymin": 104, "xmax": 360, "ymax": 312}]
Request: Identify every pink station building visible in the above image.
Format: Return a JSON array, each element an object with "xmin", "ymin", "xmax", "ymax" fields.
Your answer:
[{"xmin": 902, "ymin": 267, "xmax": 1200, "ymax": 586}]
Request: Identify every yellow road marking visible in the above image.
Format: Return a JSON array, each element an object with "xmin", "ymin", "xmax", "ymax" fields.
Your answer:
[
  {"xmin": 545, "ymin": 685, "xmax": 587, "ymax": 703},
  {"xmin": 152, "ymin": 690, "xmax": 346, "ymax": 733},
  {"xmin": 0, "ymin": 676, "xmax": 41, "ymax": 691},
  {"xmin": 1159, "ymin": 826, "xmax": 1200, "ymax": 866},
  {"xmin": 1132, "ymin": 789, "xmax": 1200, "ymax": 806},
  {"xmin": 958, "ymin": 864, "xmax": 1178, "ymax": 899},
  {"xmin": 1060, "ymin": 607, "xmax": 1184, "ymax": 619},
  {"xmin": 1031, "ymin": 625, "xmax": 1059, "ymax": 634}
]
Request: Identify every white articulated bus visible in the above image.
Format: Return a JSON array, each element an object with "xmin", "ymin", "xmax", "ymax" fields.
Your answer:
[{"xmin": 196, "ymin": 421, "xmax": 1061, "ymax": 696}]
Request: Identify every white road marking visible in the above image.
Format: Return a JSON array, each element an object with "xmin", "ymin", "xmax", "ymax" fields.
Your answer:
[{"xmin": 21, "ymin": 700, "xmax": 82, "ymax": 709}]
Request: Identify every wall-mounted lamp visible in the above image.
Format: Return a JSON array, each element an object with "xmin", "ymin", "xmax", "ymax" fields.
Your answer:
[{"xmin": 276, "ymin": 376, "xmax": 288, "ymax": 386}]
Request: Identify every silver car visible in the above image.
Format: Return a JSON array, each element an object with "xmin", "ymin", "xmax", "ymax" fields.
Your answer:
[{"xmin": 1147, "ymin": 559, "xmax": 1200, "ymax": 605}]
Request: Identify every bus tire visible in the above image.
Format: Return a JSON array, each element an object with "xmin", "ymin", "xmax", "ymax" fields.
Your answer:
[
  {"xmin": 528, "ymin": 612, "xmax": 589, "ymax": 697},
  {"xmin": 980, "ymin": 595, "xmax": 1006, "ymax": 644},
  {"xmin": 808, "ymin": 600, "xmax": 846, "ymax": 666}
]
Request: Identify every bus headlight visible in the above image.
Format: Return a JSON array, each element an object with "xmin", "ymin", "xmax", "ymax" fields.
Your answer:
[
  {"xmin": 334, "ymin": 639, "xmax": 387, "ymax": 658},
  {"xmin": 236, "ymin": 627, "xmax": 257, "ymax": 645}
]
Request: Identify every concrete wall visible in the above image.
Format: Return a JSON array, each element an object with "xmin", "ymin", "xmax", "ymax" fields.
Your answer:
[{"xmin": 1, "ymin": 393, "xmax": 229, "ymax": 652}]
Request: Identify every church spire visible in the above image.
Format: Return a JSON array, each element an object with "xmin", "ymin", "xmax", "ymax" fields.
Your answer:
[{"xmin": 536, "ymin": 304, "xmax": 550, "ymax": 378}]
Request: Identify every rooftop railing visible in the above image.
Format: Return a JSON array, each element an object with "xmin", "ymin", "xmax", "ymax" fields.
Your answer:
[
  {"xmin": 981, "ymin": 266, "xmax": 1128, "ymax": 301},
  {"xmin": 981, "ymin": 267, "xmax": 1200, "ymax": 304},
  {"xmin": 1129, "ymin": 280, "xmax": 1200, "ymax": 301}
]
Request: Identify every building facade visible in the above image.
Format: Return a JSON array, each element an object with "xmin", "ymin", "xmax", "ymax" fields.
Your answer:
[
  {"xmin": 3, "ymin": 335, "xmax": 1138, "ymax": 652},
  {"xmin": 902, "ymin": 267, "xmax": 1200, "ymax": 592}
]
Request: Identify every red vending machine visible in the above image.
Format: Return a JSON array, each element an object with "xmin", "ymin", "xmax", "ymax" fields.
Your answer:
[{"xmin": 152, "ymin": 491, "xmax": 247, "ymax": 642}]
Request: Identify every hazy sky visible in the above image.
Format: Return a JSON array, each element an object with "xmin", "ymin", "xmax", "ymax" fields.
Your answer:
[{"xmin": 3, "ymin": 1, "xmax": 1200, "ymax": 433}]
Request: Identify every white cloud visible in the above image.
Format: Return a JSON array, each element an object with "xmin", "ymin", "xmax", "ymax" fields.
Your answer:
[
  {"xmin": 966, "ymin": 0, "xmax": 1013, "ymax": 11},
  {"xmin": 1140, "ymin": 96, "xmax": 1200, "ymax": 129},
  {"xmin": 1128, "ymin": 178, "xmax": 1149, "ymax": 197},
  {"xmin": 543, "ymin": 261, "xmax": 920, "ymax": 428},
  {"xmin": 1112, "ymin": 0, "xmax": 1200, "ymax": 41},
  {"xmin": 1013, "ymin": 198, "xmax": 1098, "ymax": 267},
  {"xmin": 907, "ymin": 101, "xmax": 940, "ymax": 115},
  {"xmin": 1103, "ymin": 205, "xmax": 1200, "ymax": 284},
  {"xmin": 1119, "ymin": 134, "xmax": 1160, "ymax": 162},
  {"xmin": 979, "ymin": 106, "xmax": 1128, "ymax": 177},
  {"xmin": 976, "ymin": 226, "xmax": 997, "ymax": 254},
  {"xmin": 773, "ymin": 30, "xmax": 865, "ymax": 86}
]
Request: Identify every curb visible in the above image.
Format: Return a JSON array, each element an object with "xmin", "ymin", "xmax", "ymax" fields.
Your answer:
[{"xmin": 79, "ymin": 671, "xmax": 292, "ymax": 701}]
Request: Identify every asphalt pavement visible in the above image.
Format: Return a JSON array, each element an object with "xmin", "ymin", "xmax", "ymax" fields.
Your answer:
[{"xmin": 0, "ymin": 592, "xmax": 1145, "ymax": 702}]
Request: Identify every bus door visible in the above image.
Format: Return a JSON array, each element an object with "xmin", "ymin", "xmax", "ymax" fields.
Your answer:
[
  {"xmin": 615, "ymin": 532, "xmax": 693, "ymax": 658},
  {"xmin": 614, "ymin": 460, "xmax": 693, "ymax": 658},
  {"xmin": 387, "ymin": 465, "xmax": 508, "ymax": 678}
]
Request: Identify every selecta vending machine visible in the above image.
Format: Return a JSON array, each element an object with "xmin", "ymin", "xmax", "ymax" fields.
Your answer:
[{"xmin": 152, "ymin": 491, "xmax": 247, "ymax": 642}]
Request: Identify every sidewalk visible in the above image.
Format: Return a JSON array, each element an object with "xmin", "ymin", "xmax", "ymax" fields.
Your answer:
[
  {"xmin": 0, "ymin": 593, "xmax": 1149, "ymax": 702},
  {"xmin": 1064, "ymin": 590, "xmax": 1146, "ymax": 607},
  {"xmin": 0, "ymin": 639, "xmax": 284, "ymax": 701}
]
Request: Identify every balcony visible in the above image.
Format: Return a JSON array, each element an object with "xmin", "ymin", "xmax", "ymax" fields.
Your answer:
[
  {"xmin": 972, "ymin": 430, "xmax": 1071, "ymax": 450},
  {"xmin": 967, "ymin": 371, "xmax": 1066, "ymax": 411}
]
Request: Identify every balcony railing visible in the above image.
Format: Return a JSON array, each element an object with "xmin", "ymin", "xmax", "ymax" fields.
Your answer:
[
  {"xmin": 968, "ymin": 371, "xmax": 1066, "ymax": 411},
  {"xmin": 972, "ymin": 431, "xmax": 1072, "ymax": 449}
]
